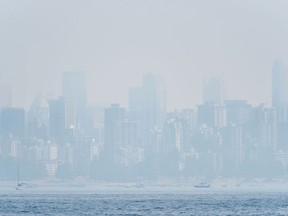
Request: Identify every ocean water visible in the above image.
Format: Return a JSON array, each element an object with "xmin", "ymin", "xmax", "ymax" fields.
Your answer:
[{"xmin": 0, "ymin": 188, "xmax": 288, "ymax": 215}]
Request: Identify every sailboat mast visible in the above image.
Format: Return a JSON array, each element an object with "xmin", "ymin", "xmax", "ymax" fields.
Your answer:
[{"xmin": 17, "ymin": 160, "xmax": 19, "ymax": 186}]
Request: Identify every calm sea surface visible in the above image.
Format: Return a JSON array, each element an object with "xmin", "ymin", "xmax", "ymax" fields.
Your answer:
[{"xmin": 0, "ymin": 188, "xmax": 288, "ymax": 215}]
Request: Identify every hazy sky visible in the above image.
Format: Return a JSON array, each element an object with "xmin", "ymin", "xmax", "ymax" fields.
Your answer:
[{"xmin": 1, "ymin": 0, "xmax": 288, "ymax": 110}]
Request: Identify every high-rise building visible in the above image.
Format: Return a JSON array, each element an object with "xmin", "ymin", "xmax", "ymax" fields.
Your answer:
[
  {"xmin": 62, "ymin": 71, "xmax": 87, "ymax": 128},
  {"xmin": 162, "ymin": 117, "xmax": 184, "ymax": 153},
  {"xmin": 28, "ymin": 95, "xmax": 49, "ymax": 127},
  {"xmin": 129, "ymin": 73, "xmax": 166, "ymax": 151},
  {"xmin": 250, "ymin": 104, "xmax": 277, "ymax": 150},
  {"xmin": 197, "ymin": 102, "xmax": 227, "ymax": 128},
  {"xmin": 0, "ymin": 108, "xmax": 26, "ymax": 138},
  {"xmin": 128, "ymin": 87, "xmax": 143, "ymax": 123},
  {"xmin": 114, "ymin": 119, "xmax": 140, "ymax": 166},
  {"xmin": 203, "ymin": 77, "xmax": 225, "ymax": 105},
  {"xmin": 272, "ymin": 60, "xmax": 288, "ymax": 122},
  {"xmin": 222, "ymin": 125, "xmax": 244, "ymax": 172},
  {"xmin": 115, "ymin": 120, "xmax": 139, "ymax": 150},
  {"xmin": 163, "ymin": 110, "xmax": 196, "ymax": 153},
  {"xmin": 27, "ymin": 94, "xmax": 49, "ymax": 139},
  {"xmin": 128, "ymin": 87, "xmax": 143, "ymax": 113},
  {"xmin": 271, "ymin": 61, "xmax": 288, "ymax": 150},
  {"xmin": 49, "ymin": 97, "xmax": 76, "ymax": 141},
  {"xmin": 225, "ymin": 100, "xmax": 252, "ymax": 126},
  {"xmin": 104, "ymin": 104, "xmax": 126, "ymax": 155},
  {"xmin": 142, "ymin": 73, "xmax": 166, "ymax": 130},
  {"xmin": 85, "ymin": 104, "xmax": 106, "ymax": 140}
]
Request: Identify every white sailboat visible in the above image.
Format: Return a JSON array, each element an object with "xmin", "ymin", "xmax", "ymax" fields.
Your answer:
[
  {"xmin": 16, "ymin": 156, "xmax": 22, "ymax": 190},
  {"xmin": 193, "ymin": 181, "xmax": 211, "ymax": 188},
  {"xmin": 194, "ymin": 163, "xmax": 211, "ymax": 188}
]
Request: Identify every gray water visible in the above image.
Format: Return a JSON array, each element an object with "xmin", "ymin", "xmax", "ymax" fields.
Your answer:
[{"xmin": 0, "ymin": 191, "xmax": 288, "ymax": 215}]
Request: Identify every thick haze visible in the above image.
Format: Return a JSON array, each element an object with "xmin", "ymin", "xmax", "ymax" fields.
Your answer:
[{"xmin": 1, "ymin": 0, "xmax": 288, "ymax": 110}]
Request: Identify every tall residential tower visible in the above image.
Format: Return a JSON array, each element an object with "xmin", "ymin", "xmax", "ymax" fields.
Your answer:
[
  {"xmin": 272, "ymin": 60, "xmax": 288, "ymax": 122},
  {"xmin": 129, "ymin": 73, "xmax": 166, "ymax": 152},
  {"xmin": 203, "ymin": 77, "xmax": 225, "ymax": 105},
  {"xmin": 62, "ymin": 71, "xmax": 87, "ymax": 128}
]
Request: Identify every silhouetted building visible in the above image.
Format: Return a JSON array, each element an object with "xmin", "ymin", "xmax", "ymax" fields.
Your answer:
[
  {"xmin": 27, "ymin": 94, "xmax": 49, "ymax": 139},
  {"xmin": 62, "ymin": 71, "xmax": 87, "ymax": 129},
  {"xmin": 49, "ymin": 97, "xmax": 76, "ymax": 141},
  {"xmin": 85, "ymin": 104, "xmax": 106, "ymax": 140},
  {"xmin": 162, "ymin": 117, "xmax": 184, "ymax": 153},
  {"xmin": 128, "ymin": 87, "xmax": 142, "ymax": 123},
  {"xmin": 251, "ymin": 104, "xmax": 277, "ymax": 150},
  {"xmin": 179, "ymin": 109, "xmax": 197, "ymax": 130},
  {"xmin": 272, "ymin": 60, "xmax": 288, "ymax": 122},
  {"xmin": 104, "ymin": 104, "xmax": 126, "ymax": 157},
  {"xmin": 129, "ymin": 73, "xmax": 166, "ymax": 152},
  {"xmin": 271, "ymin": 61, "xmax": 288, "ymax": 150},
  {"xmin": 171, "ymin": 109, "xmax": 197, "ymax": 152},
  {"xmin": 225, "ymin": 100, "xmax": 251, "ymax": 126},
  {"xmin": 114, "ymin": 119, "xmax": 140, "ymax": 166},
  {"xmin": 222, "ymin": 125, "xmax": 244, "ymax": 172},
  {"xmin": 115, "ymin": 120, "xmax": 139, "ymax": 149},
  {"xmin": 197, "ymin": 102, "xmax": 226, "ymax": 128},
  {"xmin": 0, "ymin": 108, "xmax": 25, "ymax": 138},
  {"xmin": 203, "ymin": 77, "xmax": 225, "ymax": 105}
]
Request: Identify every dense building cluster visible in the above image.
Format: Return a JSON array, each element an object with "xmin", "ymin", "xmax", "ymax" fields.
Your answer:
[{"xmin": 1, "ymin": 61, "xmax": 288, "ymax": 181}]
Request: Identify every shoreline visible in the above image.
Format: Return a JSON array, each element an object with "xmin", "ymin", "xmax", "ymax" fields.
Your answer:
[{"xmin": 1, "ymin": 178, "xmax": 288, "ymax": 194}]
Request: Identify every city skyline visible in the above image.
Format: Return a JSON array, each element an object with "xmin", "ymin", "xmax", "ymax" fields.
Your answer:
[
  {"xmin": 2, "ymin": 1, "xmax": 288, "ymax": 215},
  {"xmin": 0, "ymin": 67, "xmax": 280, "ymax": 112},
  {"xmin": 0, "ymin": 67, "xmax": 286, "ymax": 181}
]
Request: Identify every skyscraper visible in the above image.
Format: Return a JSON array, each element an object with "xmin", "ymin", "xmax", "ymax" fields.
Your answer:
[
  {"xmin": 222, "ymin": 125, "xmax": 244, "ymax": 172},
  {"xmin": 272, "ymin": 60, "xmax": 288, "ymax": 122},
  {"xmin": 104, "ymin": 104, "xmax": 126, "ymax": 156},
  {"xmin": 27, "ymin": 94, "xmax": 49, "ymax": 139},
  {"xmin": 62, "ymin": 71, "xmax": 87, "ymax": 128},
  {"xmin": 129, "ymin": 73, "xmax": 166, "ymax": 152},
  {"xmin": 203, "ymin": 77, "xmax": 225, "ymax": 105},
  {"xmin": 161, "ymin": 117, "xmax": 184, "ymax": 153},
  {"xmin": 114, "ymin": 119, "xmax": 140, "ymax": 166},
  {"xmin": 0, "ymin": 108, "xmax": 26, "ymax": 138},
  {"xmin": 128, "ymin": 87, "xmax": 143, "ymax": 123},
  {"xmin": 225, "ymin": 100, "xmax": 251, "ymax": 126},
  {"xmin": 271, "ymin": 61, "xmax": 288, "ymax": 150},
  {"xmin": 142, "ymin": 73, "xmax": 166, "ymax": 130},
  {"xmin": 49, "ymin": 97, "xmax": 76, "ymax": 141},
  {"xmin": 250, "ymin": 104, "xmax": 277, "ymax": 150},
  {"xmin": 197, "ymin": 102, "xmax": 227, "ymax": 128}
]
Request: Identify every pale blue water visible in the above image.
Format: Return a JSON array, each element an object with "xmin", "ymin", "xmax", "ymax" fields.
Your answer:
[{"xmin": 0, "ymin": 190, "xmax": 288, "ymax": 215}]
